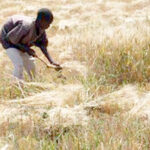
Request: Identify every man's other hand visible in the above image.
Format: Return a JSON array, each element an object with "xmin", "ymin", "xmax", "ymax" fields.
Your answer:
[
  {"xmin": 29, "ymin": 49, "xmax": 37, "ymax": 57},
  {"xmin": 52, "ymin": 62, "xmax": 62, "ymax": 70}
]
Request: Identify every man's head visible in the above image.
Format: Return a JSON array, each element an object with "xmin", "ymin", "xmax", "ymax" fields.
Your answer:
[{"xmin": 36, "ymin": 8, "xmax": 53, "ymax": 30}]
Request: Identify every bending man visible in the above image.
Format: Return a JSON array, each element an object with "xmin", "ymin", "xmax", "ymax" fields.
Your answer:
[{"xmin": 0, "ymin": 8, "xmax": 60, "ymax": 80}]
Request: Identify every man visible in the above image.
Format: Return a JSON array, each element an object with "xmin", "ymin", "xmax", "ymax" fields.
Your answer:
[{"xmin": 0, "ymin": 8, "xmax": 61, "ymax": 80}]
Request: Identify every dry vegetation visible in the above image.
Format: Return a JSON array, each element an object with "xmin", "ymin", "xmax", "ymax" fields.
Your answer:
[{"xmin": 0, "ymin": 0, "xmax": 150, "ymax": 149}]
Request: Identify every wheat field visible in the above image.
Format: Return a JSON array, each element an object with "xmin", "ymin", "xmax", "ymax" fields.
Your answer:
[{"xmin": 0, "ymin": 0, "xmax": 150, "ymax": 149}]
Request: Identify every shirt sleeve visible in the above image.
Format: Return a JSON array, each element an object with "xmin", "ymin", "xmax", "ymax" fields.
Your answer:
[
  {"xmin": 34, "ymin": 32, "xmax": 48, "ymax": 48},
  {"xmin": 6, "ymin": 22, "xmax": 28, "ymax": 45}
]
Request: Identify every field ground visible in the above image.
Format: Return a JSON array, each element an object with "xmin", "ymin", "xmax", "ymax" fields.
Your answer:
[{"xmin": 0, "ymin": 0, "xmax": 150, "ymax": 149}]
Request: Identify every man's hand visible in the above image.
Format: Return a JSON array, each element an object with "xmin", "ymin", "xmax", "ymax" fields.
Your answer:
[
  {"xmin": 52, "ymin": 62, "xmax": 60, "ymax": 67},
  {"xmin": 28, "ymin": 49, "xmax": 37, "ymax": 57},
  {"xmin": 51, "ymin": 62, "xmax": 62, "ymax": 70},
  {"xmin": 52, "ymin": 62, "xmax": 61, "ymax": 67}
]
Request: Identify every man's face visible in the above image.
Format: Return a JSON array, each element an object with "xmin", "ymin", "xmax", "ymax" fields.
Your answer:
[{"xmin": 38, "ymin": 20, "xmax": 51, "ymax": 30}]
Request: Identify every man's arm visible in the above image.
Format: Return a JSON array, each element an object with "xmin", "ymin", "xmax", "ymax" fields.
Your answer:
[
  {"xmin": 39, "ymin": 45, "xmax": 60, "ymax": 66},
  {"xmin": 5, "ymin": 22, "xmax": 28, "ymax": 45},
  {"xmin": 12, "ymin": 43, "xmax": 36, "ymax": 57},
  {"xmin": 4, "ymin": 21, "xmax": 35, "ymax": 56},
  {"xmin": 34, "ymin": 32, "xmax": 60, "ymax": 67}
]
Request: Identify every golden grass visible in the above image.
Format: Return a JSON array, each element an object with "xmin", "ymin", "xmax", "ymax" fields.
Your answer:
[{"xmin": 0, "ymin": 0, "xmax": 150, "ymax": 149}]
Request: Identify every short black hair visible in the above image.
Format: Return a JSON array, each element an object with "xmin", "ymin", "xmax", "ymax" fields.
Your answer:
[{"xmin": 37, "ymin": 8, "xmax": 53, "ymax": 23}]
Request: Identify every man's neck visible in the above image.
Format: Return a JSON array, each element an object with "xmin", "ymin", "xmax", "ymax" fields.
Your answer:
[{"xmin": 35, "ymin": 20, "xmax": 40, "ymax": 35}]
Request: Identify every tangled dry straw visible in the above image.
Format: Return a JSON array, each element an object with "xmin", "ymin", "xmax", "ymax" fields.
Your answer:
[
  {"xmin": 0, "ymin": 0, "xmax": 150, "ymax": 149},
  {"xmin": 1, "ymin": 84, "xmax": 150, "ymax": 132}
]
